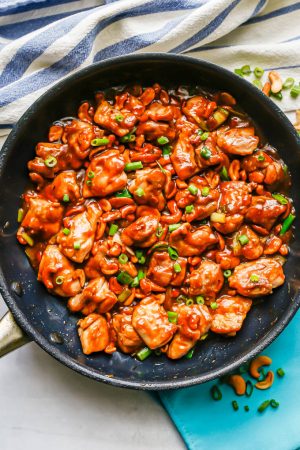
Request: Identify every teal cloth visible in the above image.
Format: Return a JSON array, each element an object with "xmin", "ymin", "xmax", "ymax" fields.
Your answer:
[{"xmin": 158, "ymin": 311, "xmax": 300, "ymax": 450}]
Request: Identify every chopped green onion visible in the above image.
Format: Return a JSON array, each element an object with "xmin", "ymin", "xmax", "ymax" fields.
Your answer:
[
  {"xmin": 138, "ymin": 269, "xmax": 145, "ymax": 280},
  {"xmin": 197, "ymin": 129, "xmax": 204, "ymax": 136},
  {"xmin": 186, "ymin": 348, "xmax": 195, "ymax": 359},
  {"xmin": 253, "ymin": 79, "xmax": 263, "ymax": 89},
  {"xmin": 241, "ymin": 65, "xmax": 251, "ymax": 75},
  {"xmin": 271, "ymin": 91, "xmax": 283, "ymax": 100},
  {"xmin": 283, "ymin": 164, "xmax": 288, "ymax": 175},
  {"xmin": 118, "ymin": 253, "xmax": 128, "ymax": 264},
  {"xmin": 200, "ymin": 132, "xmax": 210, "ymax": 141},
  {"xmin": 188, "ymin": 184, "xmax": 198, "ymax": 195},
  {"xmin": 277, "ymin": 368, "xmax": 285, "ymax": 377},
  {"xmin": 115, "ymin": 114, "xmax": 124, "ymax": 122},
  {"xmin": 168, "ymin": 247, "xmax": 178, "ymax": 260},
  {"xmin": 270, "ymin": 399, "xmax": 280, "ymax": 409},
  {"xmin": 257, "ymin": 154, "xmax": 265, "ymax": 162},
  {"xmin": 201, "ymin": 187, "xmax": 210, "ymax": 197},
  {"xmin": 156, "ymin": 160, "xmax": 166, "ymax": 174},
  {"xmin": 272, "ymin": 193, "xmax": 288, "ymax": 205},
  {"xmin": 17, "ymin": 208, "xmax": 24, "ymax": 223},
  {"xmin": 200, "ymin": 146, "xmax": 212, "ymax": 160},
  {"xmin": 258, "ymin": 400, "xmax": 270, "ymax": 413},
  {"xmin": 250, "ymin": 274, "xmax": 259, "ymax": 282},
  {"xmin": 91, "ymin": 138, "xmax": 109, "ymax": 146},
  {"xmin": 125, "ymin": 161, "xmax": 143, "ymax": 172},
  {"xmin": 185, "ymin": 205, "xmax": 194, "ymax": 214},
  {"xmin": 234, "ymin": 69, "xmax": 244, "ymax": 77},
  {"xmin": 135, "ymin": 187, "xmax": 145, "ymax": 197},
  {"xmin": 62, "ymin": 194, "xmax": 70, "ymax": 203},
  {"xmin": 290, "ymin": 84, "xmax": 300, "ymax": 98},
  {"xmin": 169, "ymin": 223, "xmax": 181, "ymax": 232},
  {"xmin": 220, "ymin": 166, "xmax": 230, "ymax": 181},
  {"xmin": 283, "ymin": 77, "xmax": 295, "ymax": 89},
  {"xmin": 200, "ymin": 333, "xmax": 208, "ymax": 341},
  {"xmin": 157, "ymin": 136, "xmax": 169, "ymax": 145},
  {"xmin": 88, "ymin": 171, "xmax": 95, "ymax": 179},
  {"xmin": 131, "ymin": 270, "xmax": 145, "ymax": 288},
  {"xmin": 254, "ymin": 67, "xmax": 264, "ymax": 78},
  {"xmin": 232, "ymin": 400, "xmax": 239, "ymax": 411},
  {"xmin": 55, "ymin": 275, "xmax": 64, "ymax": 285},
  {"xmin": 280, "ymin": 213, "xmax": 295, "ymax": 235},
  {"xmin": 173, "ymin": 262, "xmax": 181, "ymax": 273},
  {"xmin": 63, "ymin": 228, "xmax": 70, "ymax": 236},
  {"xmin": 211, "ymin": 385, "xmax": 222, "ymax": 401},
  {"xmin": 238, "ymin": 234, "xmax": 249, "ymax": 246},
  {"xmin": 44, "ymin": 155, "xmax": 57, "ymax": 168},
  {"xmin": 109, "ymin": 223, "xmax": 119, "ymax": 236},
  {"xmin": 156, "ymin": 225, "xmax": 164, "ymax": 238},
  {"xmin": 120, "ymin": 133, "xmax": 135, "ymax": 143},
  {"xmin": 117, "ymin": 271, "xmax": 133, "ymax": 285},
  {"xmin": 21, "ymin": 232, "xmax": 34, "ymax": 246},
  {"xmin": 186, "ymin": 299, "xmax": 194, "ymax": 306},
  {"xmin": 74, "ymin": 242, "xmax": 81, "ymax": 250},
  {"xmin": 223, "ymin": 269, "xmax": 232, "ymax": 278},
  {"xmin": 115, "ymin": 189, "xmax": 132, "ymax": 198},
  {"xmin": 244, "ymin": 405, "xmax": 250, "ymax": 412},
  {"xmin": 196, "ymin": 295, "xmax": 205, "ymax": 304},
  {"xmin": 245, "ymin": 380, "xmax": 253, "ymax": 398},
  {"xmin": 136, "ymin": 347, "xmax": 152, "ymax": 361},
  {"xmin": 162, "ymin": 145, "xmax": 172, "ymax": 156},
  {"xmin": 210, "ymin": 302, "xmax": 218, "ymax": 310},
  {"xmin": 135, "ymin": 249, "xmax": 146, "ymax": 264},
  {"xmin": 167, "ymin": 311, "xmax": 178, "ymax": 324},
  {"xmin": 118, "ymin": 288, "xmax": 132, "ymax": 302},
  {"xmin": 86, "ymin": 180, "xmax": 92, "ymax": 186}
]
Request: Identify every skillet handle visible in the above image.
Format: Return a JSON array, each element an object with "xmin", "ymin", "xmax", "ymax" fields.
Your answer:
[{"xmin": 0, "ymin": 311, "xmax": 30, "ymax": 357}]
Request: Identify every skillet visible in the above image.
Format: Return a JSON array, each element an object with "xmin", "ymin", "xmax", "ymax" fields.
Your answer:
[{"xmin": 0, "ymin": 53, "xmax": 299, "ymax": 390}]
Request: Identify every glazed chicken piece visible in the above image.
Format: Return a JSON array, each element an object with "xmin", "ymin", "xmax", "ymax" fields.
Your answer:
[
  {"xmin": 170, "ymin": 133, "xmax": 199, "ymax": 180},
  {"xmin": 42, "ymin": 170, "xmax": 81, "ymax": 203},
  {"xmin": 147, "ymin": 251, "xmax": 187, "ymax": 287},
  {"xmin": 169, "ymin": 223, "xmax": 218, "ymax": 257},
  {"xmin": 68, "ymin": 276, "xmax": 117, "ymax": 315},
  {"xmin": 94, "ymin": 99, "xmax": 137, "ymax": 137},
  {"xmin": 115, "ymin": 91, "xmax": 145, "ymax": 116},
  {"xmin": 146, "ymin": 102, "xmax": 178, "ymax": 122},
  {"xmin": 245, "ymin": 196, "xmax": 287, "ymax": 230},
  {"xmin": 188, "ymin": 260, "xmax": 224, "ymax": 299},
  {"xmin": 121, "ymin": 215, "xmax": 159, "ymax": 248},
  {"xmin": 210, "ymin": 295, "xmax": 252, "ymax": 335},
  {"xmin": 242, "ymin": 150, "xmax": 285, "ymax": 186},
  {"xmin": 78, "ymin": 313, "xmax": 110, "ymax": 355},
  {"xmin": 38, "ymin": 245, "xmax": 85, "ymax": 297},
  {"xmin": 128, "ymin": 168, "xmax": 166, "ymax": 211},
  {"xmin": 18, "ymin": 196, "xmax": 64, "ymax": 240},
  {"xmin": 136, "ymin": 120, "xmax": 176, "ymax": 142},
  {"xmin": 112, "ymin": 307, "xmax": 143, "ymax": 354},
  {"xmin": 182, "ymin": 95, "xmax": 217, "ymax": 125},
  {"xmin": 167, "ymin": 303, "xmax": 212, "ymax": 359},
  {"xmin": 84, "ymin": 238, "xmax": 120, "ymax": 278},
  {"xmin": 229, "ymin": 258, "xmax": 285, "ymax": 297},
  {"xmin": 83, "ymin": 150, "xmax": 127, "ymax": 198},
  {"xmin": 132, "ymin": 295, "xmax": 177, "ymax": 349},
  {"xmin": 62, "ymin": 119, "xmax": 96, "ymax": 160},
  {"xmin": 233, "ymin": 225, "xmax": 264, "ymax": 260},
  {"xmin": 217, "ymin": 126, "xmax": 259, "ymax": 156}
]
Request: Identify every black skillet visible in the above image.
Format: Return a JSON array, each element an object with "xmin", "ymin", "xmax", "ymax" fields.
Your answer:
[{"xmin": 0, "ymin": 54, "xmax": 299, "ymax": 390}]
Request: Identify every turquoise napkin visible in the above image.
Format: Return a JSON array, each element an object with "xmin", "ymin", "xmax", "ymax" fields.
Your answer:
[{"xmin": 158, "ymin": 311, "xmax": 300, "ymax": 450}]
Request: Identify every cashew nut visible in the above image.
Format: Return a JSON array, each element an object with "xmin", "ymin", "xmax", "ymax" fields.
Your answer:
[
  {"xmin": 268, "ymin": 71, "xmax": 283, "ymax": 94},
  {"xmin": 255, "ymin": 370, "xmax": 274, "ymax": 390},
  {"xmin": 249, "ymin": 355, "xmax": 272, "ymax": 378},
  {"xmin": 228, "ymin": 375, "xmax": 246, "ymax": 395}
]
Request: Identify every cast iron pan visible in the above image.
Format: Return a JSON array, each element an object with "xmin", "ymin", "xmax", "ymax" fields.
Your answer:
[{"xmin": 0, "ymin": 54, "xmax": 300, "ymax": 390}]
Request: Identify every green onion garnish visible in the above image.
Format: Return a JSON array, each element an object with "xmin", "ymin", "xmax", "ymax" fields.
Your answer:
[
  {"xmin": 211, "ymin": 385, "xmax": 222, "ymax": 401},
  {"xmin": 271, "ymin": 91, "xmax": 283, "ymax": 100},
  {"xmin": 118, "ymin": 287, "xmax": 132, "ymax": 303},
  {"xmin": 188, "ymin": 184, "xmax": 198, "ymax": 195},
  {"xmin": 283, "ymin": 78, "xmax": 294, "ymax": 89},
  {"xmin": 115, "ymin": 189, "xmax": 132, "ymax": 198},
  {"xmin": 118, "ymin": 253, "xmax": 128, "ymax": 264},
  {"xmin": 253, "ymin": 79, "xmax": 263, "ymax": 89},
  {"xmin": 21, "ymin": 232, "xmax": 34, "ymax": 246},
  {"xmin": 220, "ymin": 166, "xmax": 230, "ymax": 181},
  {"xmin": 196, "ymin": 295, "xmax": 205, "ymax": 304},
  {"xmin": 250, "ymin": 274, "xmax": 259, "ymax": 282},
  {"xmin": 200, "ymin": 146, "xmax": 212, "ymax": 160},
  {"xmin": 109, "ymin": 223, "xmax": 119, "ymax": 236},
  {"xmin": 86, "ymin": 180, "xmax": 92, "ymax": 186},
  {"xmin": 280, "ymin": 213, "xmax": 295, "ymax": 235},
  {"xmin": 200, "ymin": 132, "xmax": 210, "ymax": 141},
  {"xmin": 244, "ymin": 405, "xmax": 250, "ymax": 412},
  {"xmin": 186, "ymin": 299, "xmax": 194, "ymax": 306},
  {"xmin": 135, "ymin": 249, "xmax": 146, "ymax": 264},
  {"xmin": 258, "ymin": 400, "xmax": 270, "ymax": 413},
  {"xmin": 277, "ymin": 368, "xmax": 285, "ymax": 377},
  {"xmin": 234, "ymin": 68, "xmax": 243, "ymax": 77},
  {"xmin": 162, "ymin": 145, "xmax": 172, "ymax": 156},
  {"xmin": 157, "ymin": 136, "xmax": 169, "ymax": 145},
  {"xmin": 257, "ymin": 154, "xmax": 265, "ymax": 162},
  {"xmin": 241, "ymin": 64, "xmax": 251, "ymax": 75},
  {"xmin": 210, "ymin": 302, "xmax": 218, "ymax": 310},
  {"xmin": 238, "ymin": 234, "xmax": 249, "ymax": 246},
  {"xmin": 223, "ymin": 269, "xmax": 232, "ymax": 278},
  {"xmin": 17, "ymin": 208, "xmax": 24, "ymax": 223},
  {"xmin": 136, "ymin": 347, "xmax": 152, "ymax": 361},
  {"xmin": 270, "ymin": 399, "xmax": 280, "ymax": 409},
  {"xmin": 167, "ymin": 311, "xmax": 178, "ymax": 324},
  {"xmin": 156, "ymin": 225, "xmax": 164, "ymax": 238},
  {"xmin": 125, "ymin": 161, "xmax": 143, "ymax": 172},
  {"xmin": 173, "ymin": 262, "xmax": 181, "ymax": 273},
  {"xmin": 91, "ymin": 138, "xmax": 109, "ymax": 146},
  {"xmin": 120, "ymin": 134, "xmax": 135, "ymax": 143},
  {"xmin": 232, "ymin": 400, "xmax": 239, "ymax": 411},
  {"xmin": 254, "ymin": 67, "xmax": 264, "ymax": 78},
  {"xmin": 186, "ymin": 348, "xmax": 195, "ymax": 359},
  {"xmin": 245, "ymin": 380, "xmax": 253, "ymax": 397},
  {"xmin": 55, "ymin": 275, "xmax": 64, "ymax": 285},
  {"xmin": 74, "ymin": 242, "xmax": 81, "ymax": 250},
  {"xmin": 88, "ymin": 171, "xmax": 95, "ymax": 179},
  {"xmin": 62, "ymin": 194, "xmax": 70, "ymax": 203},
  {"xmin": 272, "ymin": 193, "xmax": 288, "ymax": 205},
  {"xmin": 63, "ymin": 228, "xmax": 70, "ymax": 236},
  {"xmin": 169, "ymin": 223, "xmax": 181, "ymax": 232},
  {"xmin": 201, "ymin": 187, "xmax": 210, "ymax": 197},
  {"xmin": 115, "ymin": 114, "xmax": 124, "ymax": 122},
  {"xmin": 185, "ymin": 205, "xmax": 194, "ymax": 214},
  {"xmin": 197, "ymin": 129, "xmax": 203, "ymax": 136},
  {"xmin": 44, "ymin": 155, "xmax": 57, "ymax": 168},
  {"xmin": 117, "ymin": 271, "xmax": 133, "ymax": 285},
  {"xmin": 290, "ymin": 84, "xmax": 300, "ymax": 98},
  {"xmin": 168, "ymin": 247, "xmax": 178, "ymax": 260},
  {"xmin": 135, "ymin": 187, "xmax": 145, "ymax": 197}
]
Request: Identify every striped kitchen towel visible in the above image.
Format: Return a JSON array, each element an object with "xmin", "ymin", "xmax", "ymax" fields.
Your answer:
[{"xmin": 0, "ymin": 0, "xmax": 299, "ymax": 136}]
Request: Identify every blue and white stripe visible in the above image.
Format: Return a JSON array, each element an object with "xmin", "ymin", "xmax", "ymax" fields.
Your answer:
[{"xmin": 0, "ymin": 0, "xmax": 299, "ymax": 133}]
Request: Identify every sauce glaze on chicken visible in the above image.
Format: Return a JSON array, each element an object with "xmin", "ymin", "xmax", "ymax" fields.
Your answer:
[{"xmin": 17, "ymin": 84, "xmax": 294, "ymax": 360}]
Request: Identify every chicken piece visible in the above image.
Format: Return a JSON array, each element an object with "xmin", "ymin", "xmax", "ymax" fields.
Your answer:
[
  {"xmin": 112, "ymin": 307, "xmax": 143, "ymax": 353},
  {"xmin": 182, "ymin": 96, "xmax": 217, "ymax": 125},
  {"xmin": 171, "ymin": 133, "xmax": 199, "ymax": 180},
  {"xmin": 128, "ymin": 168, "xmax": 166, "ymax": 211},
  {"xmin": 195, "ymin": 133, "xmax": 224, "ymax": 171},
  {"xmin": 18, "ymin": 196, "xmax": 64, "ymax": 240},
  {"xmin": 146, "ymin": 102, "xmax": 177, "ymax": 122},
  {"xmin": 147, "ymin": 251, "xmax": 187, "ymax": 287},
  {"xmin": 42, "ymin": 170, "xmax": 81, "ymax": 203},
  {"xmin": 38, "ymin": 245, "xmax": 85, "ymax": 297},
  {"xmin": 115, "ymin": 91, "xmax": 145, "ymax": 116},
  {"xmin": 78, "ymin": 314, "xmax": 110, "ymax": 355},
  {"xmin": 211, "ymin": 295, "xmax": 252, "ymax": 334},
  {"xmin": 242, "ymin": 150, "xmax": 285, "ymax": 186},
  {"xmin": 229, "ymin": 258, "xmax": 285, "ymax": 297},
  {"xmin": 136, "ymin": 120, "xmax": 176, "ymax": 142},
  {"xmin": 217, "ymin": 126, "xmax": 259, "ymax": 156},
  {"xmin": 84, "ymin": 238, "xmax": 120, "ymax": 278},
  {"xmin": 233, "ymin": 225, "xmax": 264, "ymax": 260},
  {"xmin": 121, "ymin": 215, "xmax": 159, "ymax": 248},
  {"xmin": 167, "ymin": 304, "xmax": 212, "ymax": 359},
  {"xmin": 215, "ymin": 248, "xmax": 240, "ymax": 270},
  {"xmin": 245, "ymin": 196, "xmax": 287, "ymax": 230},
  {"xmin": 63, "ymin": 119, "xmax": 96, "ymax": 160},
  {"xmin": 83, "ymin": 150, "xmax": 127, "ymax": 198},
  {"xmin": 169, "ymin": 223, "xmax": 218, "ymax": 257},
  {"xmin": 132, "ymin": 296, "xmax": 177, "ymax": 349},
  {"xmin": 94, "ymin": 99, "xmax": 137, "ymax": 136},
  {"xmin": 188, "ymin": 260, "xmax": 224, "ymax": 299},
  {"xmin": 68, "ymin": 277, "xmax": 117, "ymax": 315}
]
